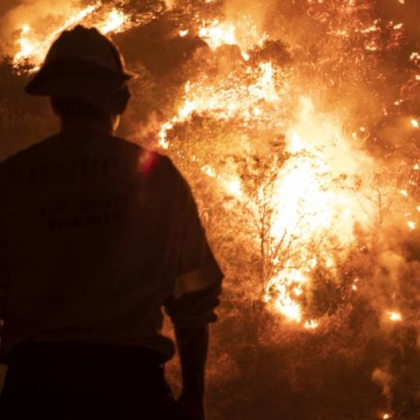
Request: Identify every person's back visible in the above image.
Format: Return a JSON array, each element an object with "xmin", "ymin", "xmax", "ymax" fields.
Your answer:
[{"xmin": 0, "ymin": 26, "xmax": 222, "ymax": 420}]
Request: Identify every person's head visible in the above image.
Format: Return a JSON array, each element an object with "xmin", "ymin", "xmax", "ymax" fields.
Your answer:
[{"xmin": 25, "ymin": 25, "xmax": 134, "ymax": 132}]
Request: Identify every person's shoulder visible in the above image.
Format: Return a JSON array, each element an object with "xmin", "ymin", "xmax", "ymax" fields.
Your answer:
[
  {"xmin": 109, "ymin": 135, "xmax": 143, "ymax": 153},
  {"xmin": 149, "ymin": 152, "xmax": 186, "ymax": 187},
  {"xmin": 109, "ymin": 135, "xmax": 182, "ymax": 178},
  {"xmin": 0, "ymin": 135, "xmax": 59, "ymax": 178}
]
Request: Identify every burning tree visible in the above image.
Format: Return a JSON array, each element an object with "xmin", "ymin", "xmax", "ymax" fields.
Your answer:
[{"xmin": 1, "ymin": 0, "xmax": 420, "ymax": 419}]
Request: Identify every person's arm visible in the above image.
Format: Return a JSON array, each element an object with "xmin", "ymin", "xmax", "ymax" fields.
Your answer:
[
  {"xmin": 166, "ymin": 282, "xmax": 221, "ymax": 420},
  {"xmin": 175, "ymin": 325, "xmax": 209, "ymax": 420},
  {"xmin": 164, "ymin": 164, "xmax": 223, "ymax": 420},
  {"xmin": 176, "ymin": 325, "xmax": 208, "ymax": 397}
]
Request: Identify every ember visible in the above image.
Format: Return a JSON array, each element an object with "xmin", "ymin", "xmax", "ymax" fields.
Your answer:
[{"xmin": 386, "ymin": 311, "xmax": 403, "ymax": 322}]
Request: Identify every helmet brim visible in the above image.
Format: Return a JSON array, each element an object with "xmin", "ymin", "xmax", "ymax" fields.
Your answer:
[{"xmin": 25, "ymin": 56, "xmax": 136, "ymax": 97}]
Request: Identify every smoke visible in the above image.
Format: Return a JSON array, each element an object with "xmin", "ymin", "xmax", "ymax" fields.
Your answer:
[
  {"xmin": 0, "ymin": 0, "xmax": 18, "ymax": 16},
  {"xmin": 372, "ymin": 368, "xmax": 393, "ymax": 401}
]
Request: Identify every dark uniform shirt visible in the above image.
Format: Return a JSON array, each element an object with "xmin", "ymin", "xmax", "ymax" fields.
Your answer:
[{"xmin": 0, "ymin": 124, "xmax": 223, "ymax": 361}]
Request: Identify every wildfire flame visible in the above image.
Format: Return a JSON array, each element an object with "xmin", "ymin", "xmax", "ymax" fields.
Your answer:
[
  {"xmin": 199, "ymin": 20, "xmax": 237, "ymax": 50},
  {"xmin": 12, "ymin": 3, "xmax": 131, "ymax": 71},
  {"xmin": 198, "ymin": 17, "xmax": 267, "ymax": 56},
  {"xmin": 158, "ymin": 18, "xmax": 381, "ymax": 325}
]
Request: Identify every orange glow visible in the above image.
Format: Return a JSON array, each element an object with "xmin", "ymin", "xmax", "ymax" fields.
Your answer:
[
  {"xmin": 386, "ymin": 311, "xmax": 402, "ymax": 322},
  {"xmin": 12, "ymin": 4, "xmax": 131, "ymax": 71},
  {"xmin": 97, "ymin": 8, "xmax": 128, "ymax": 34},
  {"xmin": 407, "ymin": 221, "xmax": 416, "ymax": 230},
  {"xmin": 199, "ymin": 20, "xmax": 236, "ymax": 49},
  {"xmin": 304, "ymin": 320, "xmax": 319, "ymax": 330},
  {"xmin": 158, "ymin": 16, "xmax": 382, "ymax": 326}
]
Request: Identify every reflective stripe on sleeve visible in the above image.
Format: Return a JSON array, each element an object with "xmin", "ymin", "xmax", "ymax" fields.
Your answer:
[{"xmin": 173, "ymin": 269, "xmax": 216, "ymax": 299}]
